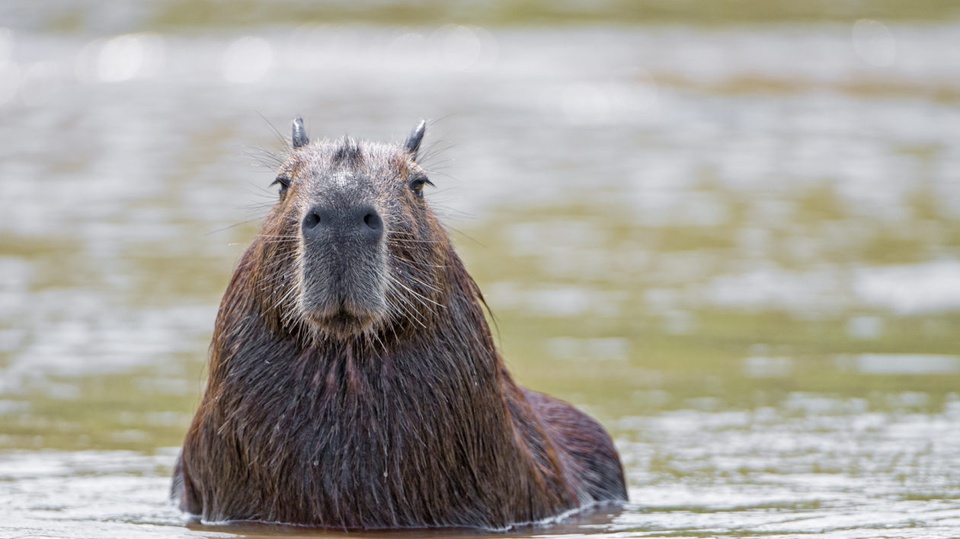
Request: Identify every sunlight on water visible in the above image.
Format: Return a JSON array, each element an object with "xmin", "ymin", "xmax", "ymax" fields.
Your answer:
[
  {"xmin": 222, "ymin": 36, "xmax": 273, "ymax": 84},
  {"xmin": 0, "ymin": 6, "xmax": 959, "ymax": 538},
  {"xmin": 842, "ymin": 354, "xmax": 960, "ymax": 376}
]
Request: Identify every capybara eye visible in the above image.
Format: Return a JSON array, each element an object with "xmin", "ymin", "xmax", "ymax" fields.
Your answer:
[
  {"xmin": 409, "ymin": 176, "xmax": 434, "ymax": 198},
  {"xmin": 270, "ymin": 175, "xmax": 291, "ymax": 193}
]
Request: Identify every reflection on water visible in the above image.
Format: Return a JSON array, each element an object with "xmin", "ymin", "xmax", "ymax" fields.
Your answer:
[
  {"xmin": 1, "ymin": 9, "xmax": 959, "ymax": 539},
  {"xmin": 619, "ymin": 398, "xmax": 960, "ymax": 536},
  {"xmin": 840, "ymin": 354, "xmax": 960, "ymax": 375}
]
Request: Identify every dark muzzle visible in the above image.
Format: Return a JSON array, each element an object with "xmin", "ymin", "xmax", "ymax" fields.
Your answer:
[{"xmin": 298, "ymin": 201, "xmax": 387, "ymax": 336}]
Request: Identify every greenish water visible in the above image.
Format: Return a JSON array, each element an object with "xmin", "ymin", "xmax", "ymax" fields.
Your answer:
[
  {"xmin": 1, "ymin": 8, "xmax": 959, "ymax": 538},
  {"xmin": 7, "ymin": 0, "xmax": 960, "ymax": 32}
]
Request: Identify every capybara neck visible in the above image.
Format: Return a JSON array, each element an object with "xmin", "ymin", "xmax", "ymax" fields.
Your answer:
[{"xmin": 173, "ymin": 119, "xmax": 628, "ymax": 530}]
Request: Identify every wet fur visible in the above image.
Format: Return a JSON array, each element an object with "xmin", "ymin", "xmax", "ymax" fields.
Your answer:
[{"xmin": 173, "ymin": 125, "xmax": 627, "ymax": 529}]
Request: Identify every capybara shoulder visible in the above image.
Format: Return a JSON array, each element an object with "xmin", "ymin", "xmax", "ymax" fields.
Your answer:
[
  {"xmin": 173, "ymin": 119, "xmax": 627, "ymax": 530},
  {"xmin": 521, "ymin": 389, "xmax": 627, "ymax": 503}
]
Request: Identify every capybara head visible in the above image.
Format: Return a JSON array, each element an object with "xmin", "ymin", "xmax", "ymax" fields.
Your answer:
[{"xmin": 254, "ymin": 119, "xmax": 446, "ymax": 341}]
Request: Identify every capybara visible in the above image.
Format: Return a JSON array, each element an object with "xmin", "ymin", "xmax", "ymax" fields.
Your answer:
[{"xmin": 172, "ymin": 119, "xmax": 627, "ymax": 530}]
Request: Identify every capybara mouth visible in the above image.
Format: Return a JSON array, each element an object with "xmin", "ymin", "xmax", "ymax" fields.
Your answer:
[
  {"xmin": 304, "ymin": 306, "xmax": 379, "ymax": 338},
  {"xmin": 298, "ymin": 255, "xmax": 387, "ymax": 338}
]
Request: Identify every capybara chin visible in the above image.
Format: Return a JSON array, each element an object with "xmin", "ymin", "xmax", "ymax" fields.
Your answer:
[{"xmin": 171, "ymin": 118, "xmax": 628, "ymax": 530}]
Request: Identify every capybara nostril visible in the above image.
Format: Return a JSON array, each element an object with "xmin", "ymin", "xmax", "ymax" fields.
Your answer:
[
  {"xmin": 361, "ymin": 208, "xmax": 382, "ymax": 238},
  {"xmin": 302, "ymin": 210, "xmax": 322, "ymax": 231},
  {"xmin": 302, "ymin": 204, "xmax": 382, "ymax": 242}
]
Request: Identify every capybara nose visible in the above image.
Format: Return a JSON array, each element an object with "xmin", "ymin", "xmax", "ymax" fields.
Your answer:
[{"xmin": 302, "ymin": 204, "xmax": 383, "ymax": 243}]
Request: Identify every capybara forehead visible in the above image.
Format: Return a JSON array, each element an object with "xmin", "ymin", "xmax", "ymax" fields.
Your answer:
[{"xmin": 285, "ymin": 138, "xmax": 418, "ymax": 191}]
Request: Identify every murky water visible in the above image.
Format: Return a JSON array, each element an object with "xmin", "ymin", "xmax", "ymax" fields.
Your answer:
[{"xmin": 1, "ymin": 8, "xmax": 959, "ymax": 539}]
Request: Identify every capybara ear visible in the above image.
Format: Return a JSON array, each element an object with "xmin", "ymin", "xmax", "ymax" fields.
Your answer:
[
  {"xmin": 404, "ymin": 119, "xmax": 426, "ymax": 159},
  {"xmin": 292, "ymin": 117, "xmax": 309, "ymax": 149}
]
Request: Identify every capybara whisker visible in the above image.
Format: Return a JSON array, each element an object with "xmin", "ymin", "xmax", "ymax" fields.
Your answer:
[
  {"xmin": 384, "ymin": 284, "xmax": 430, "ymax": 328},
  {"xmin": 387, "ymin": 289, "xmax": 436, "ymax": 323},
  {"xmin": 388, "ymin": 238, "xmax": 444, "ymax": 245},
  {"xmin": 391, "ymin": 255, "xmax": 448, "ymax": 270},
  {"xmin": 403, "ymin": 274, "xmax": 444, "ymax": 295},
  {"xmin": 386, "ymin": 273, "xmax": 442, "ymax": 308}
]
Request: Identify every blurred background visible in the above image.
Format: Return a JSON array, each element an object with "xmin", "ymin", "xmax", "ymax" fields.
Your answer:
[{"xmin": 1, "ymin": 2, "xmax": 959, "ymax": 538}]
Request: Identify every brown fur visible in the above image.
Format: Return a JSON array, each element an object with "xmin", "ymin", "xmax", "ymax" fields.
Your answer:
[{"xmin": 172, "ymin": 122, "xmax": 627, "ymax": 530}]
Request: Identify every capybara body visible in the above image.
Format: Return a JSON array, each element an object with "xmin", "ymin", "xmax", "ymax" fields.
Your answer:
[{"xmin": 172, "ymin": 119, "xmax": 627, "ymax": 530}]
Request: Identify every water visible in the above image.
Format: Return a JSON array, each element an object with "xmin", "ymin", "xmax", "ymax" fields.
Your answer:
[{"xmin": 1, "ymin": 7, "xmax": 959, "ymax": 538}]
